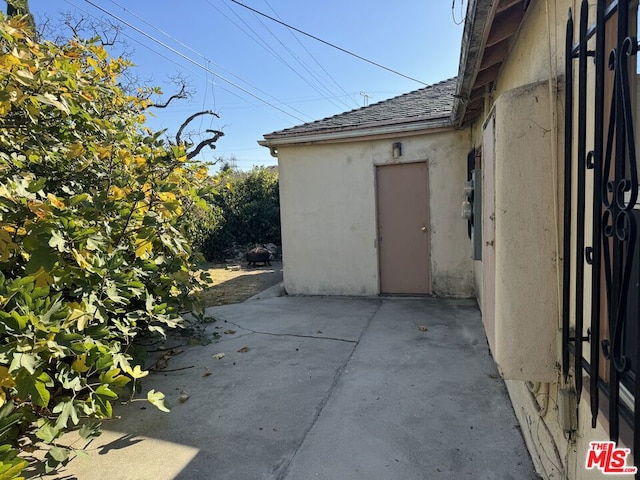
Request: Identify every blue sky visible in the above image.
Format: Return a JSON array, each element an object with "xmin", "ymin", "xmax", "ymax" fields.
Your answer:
[{"xmin": 24, "ymin": 0, "xmax": 465, "ymax": 170}]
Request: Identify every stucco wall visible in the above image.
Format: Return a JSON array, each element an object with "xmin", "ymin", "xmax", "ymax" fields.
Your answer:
[
  {"xmin": 276, "ymin": 129, "xmax": 474, "ymax": 297},
  {"xmin": 492, "ymin": 80, "xmax": 559, "ymax": 382},
  {"xmin": 277, "ymin": 142, "xmax": 378, "ymax": 296},
  {"xmin": 492, "ymin": 0, "xmax": 573, "ymax": 100},
  {"xmin": 466, "ymin": 0, "xmax": 630, "ymax": 478}
]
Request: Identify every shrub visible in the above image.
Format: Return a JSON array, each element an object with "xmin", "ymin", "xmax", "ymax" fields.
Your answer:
[
  {"xmin": 0, "ymin": 15, "xmax": 211, "ymax": 475},
  {"xmin": 201, "ymin": 166, "xmax": 280, "ymax": 260}
]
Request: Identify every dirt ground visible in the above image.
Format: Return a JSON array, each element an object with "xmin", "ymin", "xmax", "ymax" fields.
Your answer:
[{"xmin": 198, "ymin": 261, "xmax": 283, "ymax": 307}]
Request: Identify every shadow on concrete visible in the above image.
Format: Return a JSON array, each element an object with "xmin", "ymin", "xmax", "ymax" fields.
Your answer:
[{"xmin": 55, "ymin": 296, "xmax": 538, "ymax": 480}]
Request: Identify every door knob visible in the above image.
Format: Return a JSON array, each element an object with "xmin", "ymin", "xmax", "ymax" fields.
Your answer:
[{"xmin": 421, "ymin": 226, "xmax": 427, "ymax": 232}]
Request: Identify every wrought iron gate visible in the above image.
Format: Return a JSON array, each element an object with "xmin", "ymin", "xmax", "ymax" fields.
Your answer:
[{"xmin": 563, "ymin": 0, "xmax": 640, "ymax": 470}]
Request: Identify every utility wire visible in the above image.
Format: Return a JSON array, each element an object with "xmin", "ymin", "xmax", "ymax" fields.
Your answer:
[
  {"xmin": 66, "ymin": 0, "xmax": 268, "ymax": 120},
  {"xmin": 103, "ymin": 0, "xmax": 310, "ymax": 121},
  {"xmin": 228, "ymin": 0, "xmax": 428, "ymax": 86},
  {"xmin": 65, "ymin": 1, "xmax": 214, "ymax": 89},
  {"xmin": 263, "ymin": 0, "xmax": 359, "ymax": 109},
  {"xmin": 452, "ymin": 0, "xmax": 465, "ymax": 25},
  {"xmin": 239, "ymin": 1, "xmax": 353, "ymax": 110},
  {"xmin": 211, "ymin": 0, "xmax": 349, "ymax": 112},
  {"xmin": 81, "ymin": 0, "xmax": 308, "ymax": 123}
]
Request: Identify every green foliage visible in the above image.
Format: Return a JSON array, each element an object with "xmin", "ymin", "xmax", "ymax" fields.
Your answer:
[
  {"xmin": 0, "ymin": 15, "xmax": 213, "ymax": 475},
  {"xmin": 201, "ymin": 166, "xmax": 280, "ymax": 260}
]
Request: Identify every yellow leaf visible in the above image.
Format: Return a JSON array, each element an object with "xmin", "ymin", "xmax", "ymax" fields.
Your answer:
[
  {"xmin": 27, "ymin": 200, "xmax": 49, "ymax": 219},
  {"xmin": 125, "ymin": 365, "xmax": 149, "ymax": 379},
  {"xmin": 47, "ymin": 193, "xmax": 65, "ymax": 209},
  {"xmin": 72, "ymin": 353, "xmax": 90, "ymax": 373},
  {"xmin": 134, "ymin": 238, "xmax": 153, "ymax": 259},
  {"xmin": 72, "ymin": 249, "xmax": 91, "ymax": 270},
  {"xmin": 96, "ymin": 145, "xmax": 111, "ymax": 160},
  {"xmin": 67, "ymin": 305, "xmax": 88, "ymax": 330},
  {"xmin": 0, "ymin": 229, "xmax": 18, "ymax": 262},
  {"xmin": 108, "ymin": 185, "xmax": 125, "ymax": 200},
  {"xmin": 0, "ymin": 100, "xmax": 11, "ymax": 116},
  {"xmin": 0, "ymin": 366, "xmax": 15, "ymax": 389},
  {"xmin": 195, "ymin": 167, "xmax": 208, "ymax": 180},
  {"xmin": 68, "ymin": 142, "xmax": 85, "ymax": 159},
  {"xmin": 157, "ymin": 191, "xmax": 176, "ymax": 202}
]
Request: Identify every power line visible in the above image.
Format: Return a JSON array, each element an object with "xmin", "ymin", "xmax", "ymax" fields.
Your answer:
[
  {"xmin": 81, "ymin": 0, "xmax": 308, "ymax": 123},
  {"xmin": 210, "ymin": 0, "xmax": 350, "ymax": 112},
  {"xmin": 238, "ymin": 0, "xmax": 354, "ymax": 110},
  {"xmin": 102, "ymin": 0, "xmax": 311, "ymax": 121},
  {"xmin": 212, "ymin": 0, "xmax": 343, "ymax": 112},
  {"xmin": 228, "ymin": 0, "xmax": 429, "ymax": 86},
  {"xmin": 66, "ymin": 0, "xmax": 269, "ymax": 119},
  {"xmin": 262, "ymin": 0, "xmax": 359, "ymax": 109}
]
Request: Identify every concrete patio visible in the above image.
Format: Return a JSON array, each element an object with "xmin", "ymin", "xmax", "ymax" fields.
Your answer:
[{"xmin": 56, "ymin": 295, "xmax": 538, "ymax": 479}]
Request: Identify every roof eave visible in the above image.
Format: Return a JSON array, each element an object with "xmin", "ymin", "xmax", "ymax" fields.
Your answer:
[
  {"xmin": 259, "ymin": 117, "xmax": 454, "ymax": 148},
  {"xmin": 452, "ymin": 0, "xmax": 494, "ymax": 127},
  {"xmin": 453, "ymin": 0, "xmax": 529, "ymax": 126}
]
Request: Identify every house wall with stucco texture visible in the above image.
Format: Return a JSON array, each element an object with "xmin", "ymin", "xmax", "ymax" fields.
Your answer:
[
  {"xmin": 276, "ymin": 129, "xmax": 473, "ymax": 297},
  {"xmin": 465, "ymin": 0, "xmax": 636, "ymax": 478}
]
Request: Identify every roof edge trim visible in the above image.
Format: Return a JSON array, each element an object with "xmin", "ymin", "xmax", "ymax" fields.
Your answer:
[
  {"xmin": 259, "ymin": 118, "xmax": 454, "ymax": 148},
  {"xmin": 452, "ymin": 0, "xmax": 495, "ymax": 126}
]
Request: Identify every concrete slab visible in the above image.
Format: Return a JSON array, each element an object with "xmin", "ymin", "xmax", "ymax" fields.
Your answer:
[
  {"xmin": 54, "ymin": 296, "xmax": 537, "ymax": 480},
  {"xmin": 281, "ymin": 297, "xmax": 537, "ymax": 479}
]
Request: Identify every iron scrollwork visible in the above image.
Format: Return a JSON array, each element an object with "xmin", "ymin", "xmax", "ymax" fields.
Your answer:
[
  {"xmin": 601, "ymin": 35, "xmax": 638, "ymax": 375},
  {"xmin": 563, "ymin": 0, "xmax": 640, "ymax": 473}
]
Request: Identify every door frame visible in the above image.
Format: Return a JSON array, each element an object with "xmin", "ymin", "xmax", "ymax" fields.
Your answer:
[{"xmin": 374, "ymin": 160, "xmax": 432, "ymax": 295}]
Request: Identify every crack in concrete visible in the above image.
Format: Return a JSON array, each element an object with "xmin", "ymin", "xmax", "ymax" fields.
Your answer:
[
  {"xmin": 273, "ymin": 298, "xmax": 383, "ymax": 480},
  {"xmin": 220, "ymin": 319, "xmax": 359, "ymax": 344}
]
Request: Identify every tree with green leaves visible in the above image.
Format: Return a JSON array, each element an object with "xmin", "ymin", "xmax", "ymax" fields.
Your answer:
[
  {"xmin": 201, "ymin": 166, "xmax": 280, "ymax": 261},
  {"xmin": 5, "ymin": 0, "xmax": 34, "ymax": 32},
  {"xmin": 0, "ymin": 12, "xmax": 214, "ymax": 476}
]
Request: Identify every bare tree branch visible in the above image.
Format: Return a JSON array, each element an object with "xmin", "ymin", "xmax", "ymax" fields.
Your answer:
[
  {"xmin": 186, "ymin": 129, "xmax": 224, "ymax": 160},
  {"xmin": 151, "ymin": 83, "xmax": 187, "ymax": 109},
  {"xmin": 176, "ymin": 110, "xmax": 219, "ymax": 145}
]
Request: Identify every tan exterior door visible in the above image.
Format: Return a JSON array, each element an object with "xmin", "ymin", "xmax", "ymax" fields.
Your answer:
[{"xmin": 376, "ymin": 162, "xmax": 431, "ymax": 294}]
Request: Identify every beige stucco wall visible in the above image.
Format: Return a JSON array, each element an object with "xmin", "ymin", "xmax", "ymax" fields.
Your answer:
[
  {"xmin": 276, "ymin": 129, "xmax": 474, "ymax": 297},
  {"xmin": 466, "ymin": 0, "xmax": 639, "ymax": 479},
  {"xmin": 491, "ymin": 0, "xmax": 574, "ymax": 100},
  {"xmin": 276, "ymin": 141, "xmax": 378, "ymax": 296},
  {"xmin": 492, "ymin": 80, "xmax": 560, "ymax": 382}
]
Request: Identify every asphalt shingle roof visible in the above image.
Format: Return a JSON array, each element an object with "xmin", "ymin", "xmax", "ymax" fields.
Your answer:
[{"xmin": 263, "ymin": 77, "xmax": 456, "ymax": 140}]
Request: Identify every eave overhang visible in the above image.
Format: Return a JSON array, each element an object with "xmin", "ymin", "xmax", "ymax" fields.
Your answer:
[
  {"xmin": 259, "ymin": 116, "xmax": 453, "ymax": 150},
  {"xmin": 453, "ymin": 0, "xmax": 530, "ymax": 126}
]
